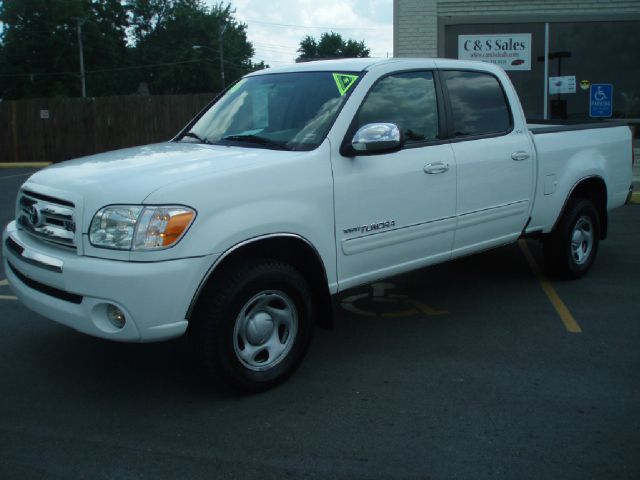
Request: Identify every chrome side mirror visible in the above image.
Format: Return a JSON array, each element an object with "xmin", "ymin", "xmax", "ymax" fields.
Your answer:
[{"xmin": 351, "ymin": 123, "xmax": 401, "ymax": 154}]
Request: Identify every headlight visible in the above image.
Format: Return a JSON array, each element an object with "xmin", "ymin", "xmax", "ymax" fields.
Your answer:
[
  {"xmin": 89, "ymin": 205, "xmax": 196, "ymax": 250},
  {"xmin": 89, "ymin": 206, "xmax": 142, "ymax": 249}
]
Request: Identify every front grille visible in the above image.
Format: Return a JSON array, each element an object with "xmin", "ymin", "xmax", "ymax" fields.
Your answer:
[
  {"xmin": 17, "ymin": 190, "xmax": 77, "ymax": 249},
  {"xmin": 21, "ymin": 189, "xmax": 75, "ymax": 208}
]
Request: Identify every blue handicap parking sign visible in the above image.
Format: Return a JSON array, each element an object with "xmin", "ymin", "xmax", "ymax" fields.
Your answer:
[{"xmin": 589, "ymin": 84, "xmax": 613, "ymax": 118}]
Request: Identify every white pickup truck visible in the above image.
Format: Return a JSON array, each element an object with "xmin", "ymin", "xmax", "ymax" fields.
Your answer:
[{"xmin": 2, "ymin": 58, "xmax": 633, "ymax": 392}]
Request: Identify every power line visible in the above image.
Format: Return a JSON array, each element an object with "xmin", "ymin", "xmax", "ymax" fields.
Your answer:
[
  {"xmin": 253, "ymin": 43, "xmax": 298, "ymax": 51},
  {"xmin": 253, "ymin": 50, "xmax": 295, "ymax": 56},
  {"xmin": 258, "ymin": 59, "xmax": 292, "ymax": 64},
  {"xmin": 0, "ymin": 60, "xmax": 202, "ymax": 78},
  {"xmin": 253, "ymin": 41, "xmax": 300, "ymax": 48},
  {"xmin": 243, "ymin": 18, "xmax": 391, "ymax": 31},
  {"xmin": 0, "ymin": 70, "xmax": 78, "ymax": 79},
  {"xmin": 0, "ymin": 57, "xmax": 256, "ymax": 79}
]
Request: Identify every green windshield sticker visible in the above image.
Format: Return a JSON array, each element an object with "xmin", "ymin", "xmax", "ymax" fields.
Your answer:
[{"xmin": 333, "ymin": 73, "xmax": 359, "ymax": 96}]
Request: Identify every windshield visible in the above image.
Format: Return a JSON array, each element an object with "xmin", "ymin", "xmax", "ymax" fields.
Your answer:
[{"xmin": 180, "ymin": 71, "xmax": 361, "ymax": 151}]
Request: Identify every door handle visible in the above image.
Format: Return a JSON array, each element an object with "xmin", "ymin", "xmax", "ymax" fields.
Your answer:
[
  {"xmin": 424, "ymin": 162, "xmax": 449, "ymax": 174},
  {"xmin": 511, "ymin": 151, "xmax": 530, "ymax": 161}
]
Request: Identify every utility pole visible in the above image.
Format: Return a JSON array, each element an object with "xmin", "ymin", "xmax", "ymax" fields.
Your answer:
[
  {"xmin": 219, "ymin": 21, "xmax": 227, "ymax": 89},
  {"xmin": 72, "ymin": 17, "xmax": 87, "ymax": 98}
]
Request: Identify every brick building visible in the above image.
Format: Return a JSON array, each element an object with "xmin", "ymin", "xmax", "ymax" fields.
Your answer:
[{"xmin": 393, "ymin": 0, "xmax": 640, "ymax": 121}]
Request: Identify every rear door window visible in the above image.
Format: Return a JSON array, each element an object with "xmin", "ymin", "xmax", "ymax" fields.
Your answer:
[{"xmin": 441, "ymin": 71, "xmax": 511, "ymax": 137}]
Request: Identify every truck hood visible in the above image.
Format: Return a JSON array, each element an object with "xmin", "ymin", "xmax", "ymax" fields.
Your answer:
[
  {"xmin": 22, "ymin": 142, "xmax": 299, "ymax": 234},
  {"xmin": 26, "ymin": 142, "xmax": 282, "ymax": 204}
]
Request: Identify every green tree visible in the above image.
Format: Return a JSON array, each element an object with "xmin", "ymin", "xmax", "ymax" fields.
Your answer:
[
  {"xmin": 0, "ymin": 0, "xmax": 131, "ymax": 99},
  {"xmin": 0, "ymin": 42, "xmax": 6, "ymax": 100},
  {"xmin": 1, "ymin": 0, "xmax": 79, "ymax": 98},
  {"xmin": 82, "ymin": 0, "xmax": 132, "ymax": 96},
  {"xmin": 0, "ymin": 0, "xmax": 265, "ymax": 99},
  {"xmin": 296, "ymin": 32, "xmax": 370, "ymax": 62},
  {"xmin": 128, "ymin": 0, "xmax": 173, "ymax": 44},
  {"xmin": 130, "ymin": 0, "xmax": 259, "ymax": 94}
]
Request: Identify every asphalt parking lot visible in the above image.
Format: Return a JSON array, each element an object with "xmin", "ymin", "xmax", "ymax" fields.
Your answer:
[{"xmin": 1, "ymin": 167, "xmax": 639, "ymax": 480}]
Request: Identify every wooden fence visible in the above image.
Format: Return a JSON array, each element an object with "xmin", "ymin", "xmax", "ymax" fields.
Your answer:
[{"xmin": 0, "ymin": 94, "xmax": 216, "ymax": 164}]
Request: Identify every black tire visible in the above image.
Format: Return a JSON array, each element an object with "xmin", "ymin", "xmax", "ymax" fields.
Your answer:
[
  {"xmin": 543, "ymin": 198, "xmax": 600, "ymax": 279},
  {"xmin": 189, "ymin": 258, "xmax": 314, "ymax": 393}
]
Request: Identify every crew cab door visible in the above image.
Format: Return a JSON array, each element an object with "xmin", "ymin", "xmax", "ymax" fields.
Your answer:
[
  {"xmin": 330, "ymin": 70, "xmax": 457, "ymax": 291},
  {"xmin": 439, "ymin": 69, "xmax": 535, "ymax": 256}
]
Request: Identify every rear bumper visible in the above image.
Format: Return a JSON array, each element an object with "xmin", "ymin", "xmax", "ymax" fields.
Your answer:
[{"xmin": 2, "ymin": 221, "xmax": 215, "ymax": 342}]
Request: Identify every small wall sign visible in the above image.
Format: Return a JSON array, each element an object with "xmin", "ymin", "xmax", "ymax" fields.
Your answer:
[
  {"xmin": 589, "ymin": 84, "xmax": 613, "ymax": 118},
  {"xmin": 549, "ymin": 76, "xmax": 576, "ymax": 94}
]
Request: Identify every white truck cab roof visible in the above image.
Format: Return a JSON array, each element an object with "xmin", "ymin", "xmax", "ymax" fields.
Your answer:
[{"xmin": 246, "ymin": 57, "xmax": 506, "ymax": 76}]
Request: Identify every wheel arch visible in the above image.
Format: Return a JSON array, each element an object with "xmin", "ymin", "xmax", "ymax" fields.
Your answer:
[
  {"xmin": 554, "ymin": 176, "xmax": 608, "ymax": 239},
  {"xmin": 186, "ymin": 234, "xmax": 334, "ymax": 329}
]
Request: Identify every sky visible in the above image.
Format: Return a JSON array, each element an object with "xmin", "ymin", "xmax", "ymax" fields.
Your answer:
[{"xmin": 217, "ymin": 0, "xmax": 393, "ymax": 66}]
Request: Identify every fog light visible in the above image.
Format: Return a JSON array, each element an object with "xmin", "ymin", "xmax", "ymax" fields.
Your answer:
[{"xmin": 107, "ymin": 304, "xmax": 126, "ymax": 329}]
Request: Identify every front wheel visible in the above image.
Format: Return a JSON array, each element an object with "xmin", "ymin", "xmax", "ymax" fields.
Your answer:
[
  {"xmin": 189, "ymin": 258, "xmax": 314, "ymax": 393},
  {"xmin": 543, "ymin": 198, "xmax": 600, "ymax": 279}
]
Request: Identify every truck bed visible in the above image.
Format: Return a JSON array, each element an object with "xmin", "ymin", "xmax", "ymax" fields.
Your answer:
[{"xmin": 526, "ymin": 122, "xmax": 632, "ymax": 234}]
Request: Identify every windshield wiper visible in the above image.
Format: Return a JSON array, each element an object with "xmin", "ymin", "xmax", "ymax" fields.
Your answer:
[
  {"xmin": 222, "ymin": 134, "xmax": 290, "ymax": 151},
  {"xmin": 182, "ymin": 131, "xmax": 212, "ymax": 144}
]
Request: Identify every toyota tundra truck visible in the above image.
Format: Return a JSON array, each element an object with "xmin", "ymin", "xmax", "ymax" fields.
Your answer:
[{"xmin": 2, "ymin": 58, "xmax": 633, "ymax": 392}]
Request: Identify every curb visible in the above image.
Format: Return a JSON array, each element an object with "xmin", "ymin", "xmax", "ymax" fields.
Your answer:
[{"xmin": 0, "ymin": 162, "xmax": 51, "ymax": 168}]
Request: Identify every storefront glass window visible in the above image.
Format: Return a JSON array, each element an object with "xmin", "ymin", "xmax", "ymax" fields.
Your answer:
[
  {"xmin": 548, "ymin": 21, "xmax": 640, "ymax": 119},
  {"xmin": 445, "ymin": 20, "xmax": 640, "ymax": 121}
]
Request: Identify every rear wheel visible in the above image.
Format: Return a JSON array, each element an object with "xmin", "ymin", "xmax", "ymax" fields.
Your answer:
[
  {"xmin": 190, "ymin": 258, "xmax": 314, "ymax": 393},
  {"xmin": 543, "ymin": 198, "xmax": 600, "ymax": 279}
]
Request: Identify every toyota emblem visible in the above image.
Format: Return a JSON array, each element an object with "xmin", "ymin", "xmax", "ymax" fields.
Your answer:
[{"xmin": 27, "ymin": 205, "xmax": 42, "ymax": 228}]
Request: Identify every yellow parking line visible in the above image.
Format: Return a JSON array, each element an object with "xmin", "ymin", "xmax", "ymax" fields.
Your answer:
[
  {"xmin": 0, "ymin": 162, "xmax": 50, "ymax": 168},
  {"xmin": 0, "ymin": 295, "xmax": 17, "ymax": 301},
  {"xmin": 518, "ymin": 239, "xmax": 582, "ymax": 333},
  {"xmin": 630, "ymin": 192, "xmax": 640, "ymax": 205},
  {"xmin": 0, "ymin": 279, "xmax": 8, "ymax": 286}
]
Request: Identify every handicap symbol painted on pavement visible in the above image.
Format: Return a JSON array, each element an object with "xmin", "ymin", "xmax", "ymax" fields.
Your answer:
[{"xmin": 340, "ymin": 282, "xmax": 447, "ymax": 318}]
